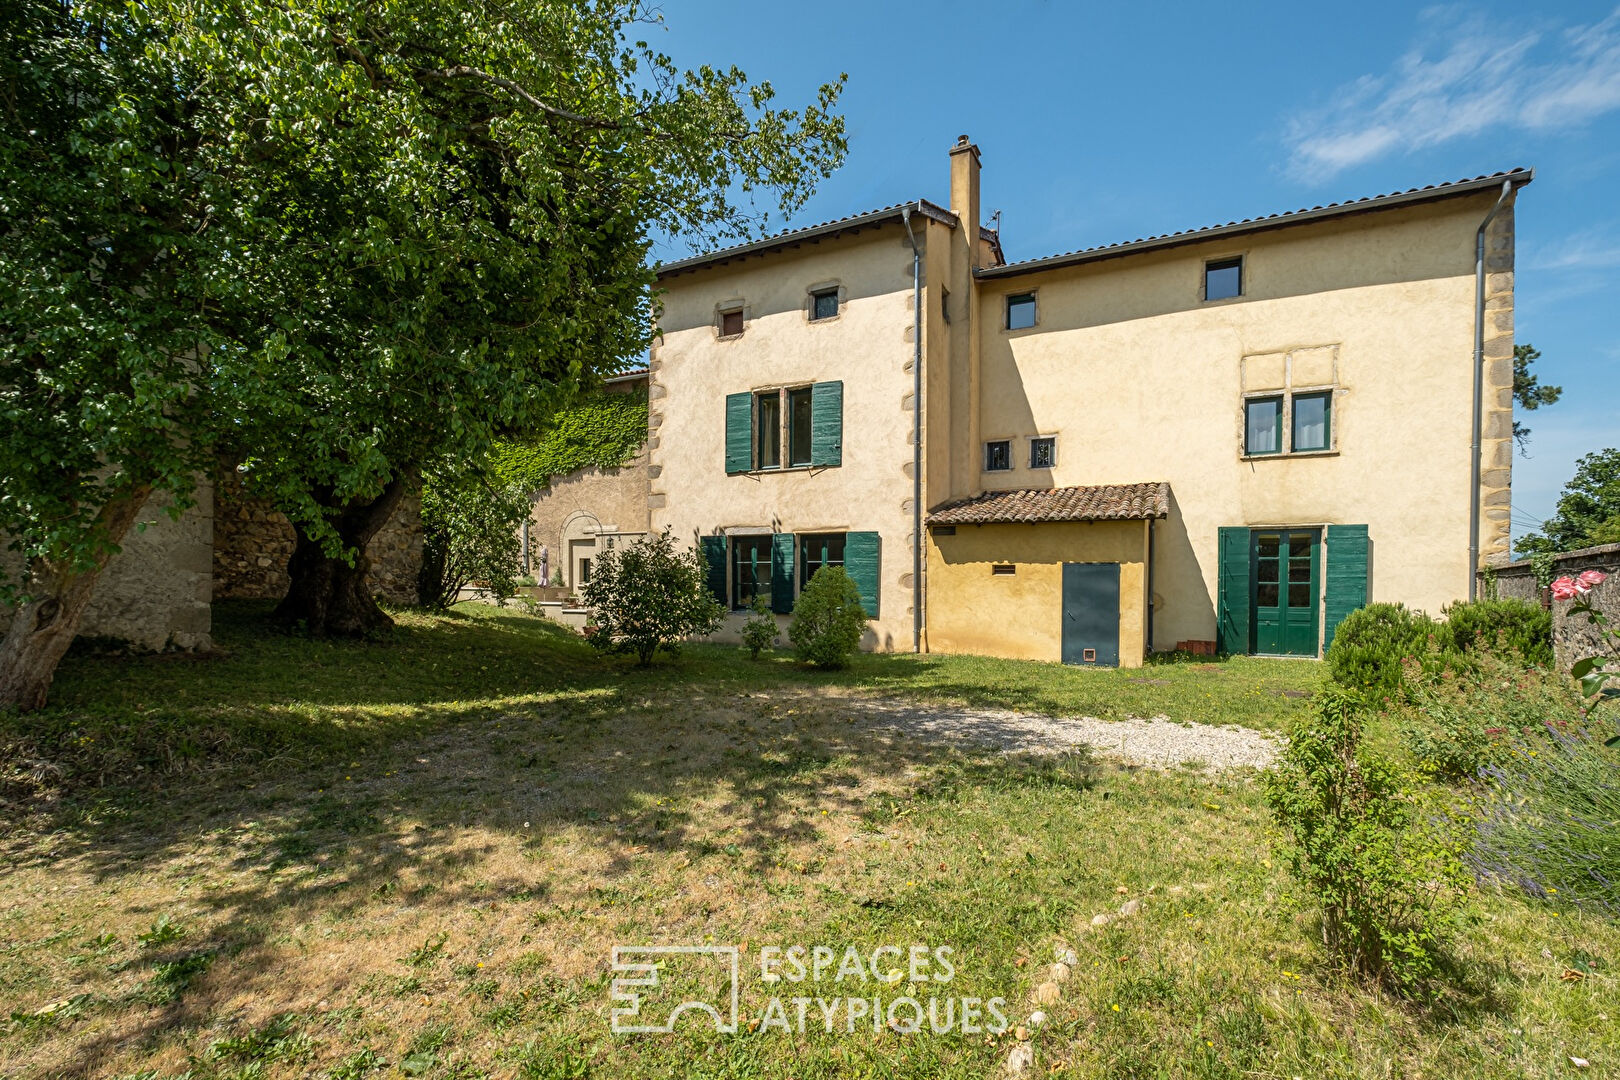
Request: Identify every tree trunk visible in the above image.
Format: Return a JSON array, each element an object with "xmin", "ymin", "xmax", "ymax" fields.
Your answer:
[
  {"xmin": 0, "ymin": 486, "xmax": 154, "ymax": 712},
  {"xmin": 272, "ymin": 477, "xmax": 409, "ymax": 637}
]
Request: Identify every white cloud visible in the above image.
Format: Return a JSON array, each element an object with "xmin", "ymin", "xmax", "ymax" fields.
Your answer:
[
  {"xmin": 1528, "ymin": 228, "xmax": 1620, "ymax": 271},
  {"xmin": 1285, "ymin": 6, "xmax": 1620, "ymax": 181}
]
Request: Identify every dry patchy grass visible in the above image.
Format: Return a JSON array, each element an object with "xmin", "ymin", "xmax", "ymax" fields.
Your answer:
[{"xmin": 0, "ymin": 605, "xmax": 1614, "ymax": 1078}]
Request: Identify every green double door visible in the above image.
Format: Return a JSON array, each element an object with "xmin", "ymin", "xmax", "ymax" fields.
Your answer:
[{"xmin": 1252, "ymin": 529, "xmax": 1320, "ymax": 656}]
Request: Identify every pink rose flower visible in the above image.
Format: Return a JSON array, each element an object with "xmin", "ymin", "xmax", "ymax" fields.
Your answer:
[
  {"xmin": 1550, "ymin": 577, "xmax": 1579, "ymax": 601},
  {"xmin": 1576, "ymin": 569, "xmax": 1607, "ymax": 591}
]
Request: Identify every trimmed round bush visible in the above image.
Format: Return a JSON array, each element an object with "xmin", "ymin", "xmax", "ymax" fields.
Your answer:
[
  {"xmin": 1326, "ymin": 602, "xmax": 1439, "ymax": 703},
  {"xmin": 788, "ymin": 567, "xmax": 868, "ymax": 668},
  {"xmin": 1439, "ymin": 598, "xmax": 1552, "ymax": 667}
]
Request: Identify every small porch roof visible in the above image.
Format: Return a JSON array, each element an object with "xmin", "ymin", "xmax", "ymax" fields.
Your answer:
[{"xmin": 926, "ymin": 482, "xmax": 1169, "ymax": 527}]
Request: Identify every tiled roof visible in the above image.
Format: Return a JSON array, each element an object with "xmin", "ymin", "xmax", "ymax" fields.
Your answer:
[
  {"xmin": 926, "ymin": 482, "xmax": 1169, "ymax": 526},
  {"xmin": 656, "ymin": 200, "xmax": 957, "ymax": 278},
  {"xmin": 979, "ymin": 169, "xmax": 1533, "ymax": 279}
]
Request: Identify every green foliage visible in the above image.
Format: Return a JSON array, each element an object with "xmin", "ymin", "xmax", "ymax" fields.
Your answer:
[
  {"xmin": 1473, "ymin": 721, "xmax": 1620, "ymax": 917},
  {"xmin": 1325, "ymin": 603, "xmax": 1441, "ymax": 703},
  {"xmin": 740, "ymin": 601, "xmax": 779, "ymax": 660},
  {"xmin": 493, "ymin": 391, "xmax": 649, "ymax": 494},
  {"xmin": 578, "ymin": 530, "xmax": 723, "ymax": 666},
  {"xmin": 3, "ymin": 0, "xmax": 846, "ymax": 689},
  {"xmin": 1439, "ymin": 598, "xmax": 1552, "ymax": 666},
  {"xmin": 417, "ymin": 463, "xmax": 529, "ymax": 610},
  {"xmin": 1400, "ymin": 648, "xmax": 1581, "ymax": 782},
  {"xmin": 1263, "ymin": 687, "xmax": 1468, "ymax": 992},
  {"xmin": 788, "ymin": 567, "xmax": 868, "ymax": 669},
  {"xmin": 1517, "ymin": 448, "xmax": 1620, "ymax": 556},
  {"xmin": 0, "ymin": 0, "xmax": 219, "ymax": 604},
  {"xmin": 1511, "ymin": 343, "xmax": 1561, "ymax": 453}
]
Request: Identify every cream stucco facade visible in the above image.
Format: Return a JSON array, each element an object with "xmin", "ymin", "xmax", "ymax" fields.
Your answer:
[{"xmin": 629, "ymin": 137, "xmax": 1525, "ymax": 664}]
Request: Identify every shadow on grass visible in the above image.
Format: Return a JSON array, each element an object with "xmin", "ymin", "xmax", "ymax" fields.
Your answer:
[{"xmin": 6, "ymin": 603, "xmax": 1110, "ymax": 1076}]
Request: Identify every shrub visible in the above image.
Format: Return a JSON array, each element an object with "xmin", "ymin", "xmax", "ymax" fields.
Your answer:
[
  {"xmin": 740, "ymin": 601, "xmax": 779, "ymax": 660},
  {"xmin": 1399, "ymin": 648, "xmax": 1583, "ymax": 782},
  {"xmin": 1439, "ymin": 598, "xmax": 1552, "ymax": 667},
  {"xmin": 1326, "ymin": 603, "xmax": 1442, "ymax": 703},
  {"xmin": 417, "ymin": 463, "xmax": 529, "ymax": 610},
  {"xmin": 788, "ymin": 567, "xmax": 868, "ymax": 668},
  {"xmin": 578, "ymin": 529, "xmax": 723, "ymax": 666},
  {"xmin": 1263, "ymin": 686, "xmax": 1468, "ymax": 992},
  {"xmin": 1471, "ymin": 721, "xmax": 1620, "ymax": 917}
]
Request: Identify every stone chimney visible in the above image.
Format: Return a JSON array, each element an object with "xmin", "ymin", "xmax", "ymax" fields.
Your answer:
[{"xmin": 949, "ymin": 135, "xmax": 983, "ymax": 267}]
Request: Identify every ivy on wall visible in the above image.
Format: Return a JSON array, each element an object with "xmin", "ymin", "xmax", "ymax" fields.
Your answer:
[{"xmin": 493, "ymin": 389, "xmax": 649, "ymax": 494}]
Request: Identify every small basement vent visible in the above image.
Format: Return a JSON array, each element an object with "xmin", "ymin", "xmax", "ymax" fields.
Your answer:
[{"xmin": 992, "ymin": 564, "xmax": 1016, "ymax": 575}]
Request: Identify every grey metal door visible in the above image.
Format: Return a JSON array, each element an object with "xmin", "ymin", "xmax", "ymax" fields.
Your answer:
[{"xmin": 1062, "ymin": 562, "xmax": 1120, "ymax": 666}]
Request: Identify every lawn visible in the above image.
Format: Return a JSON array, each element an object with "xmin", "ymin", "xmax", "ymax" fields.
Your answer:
[{"xmin": 0, "ymin": 604, "xmax": 1613, "ymax": 1078}]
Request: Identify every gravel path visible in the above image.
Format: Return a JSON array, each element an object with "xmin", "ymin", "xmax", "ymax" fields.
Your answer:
[{"xmin": 851, "ymin": 698, "xmax": 1280, "ymax": 771}]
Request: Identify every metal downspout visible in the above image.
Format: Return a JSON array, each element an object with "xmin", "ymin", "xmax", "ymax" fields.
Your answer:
[
  {"xmin": 1470, "ymin": 180, "xmax": 1512, "ymax": 601},
  {"xmin": 902, "ymin": 206, "xmax": 923, "ymax": 652}
]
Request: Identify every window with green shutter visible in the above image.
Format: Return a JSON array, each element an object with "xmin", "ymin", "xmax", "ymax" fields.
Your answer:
[
  {"xmin": 770, "ymin": 533, "xmax": 796, "ymax": 613},
  {"xmin": 810, "ymin": 381, "xmax": 842, "ymax": 467},
  {"xmin": 1216, "ymin": 526, "xmax": 1251, "ymax": 655},
  {"xmin": 725, "ymin": 393, "xmax": 753, "ymax": 474},
  {"xmin": 844, "ymin": 531, "xmax": 880, "ymax": 618},
  {"xmin": 700, "ymin": 536, "xmax": 727, "ymax": 605},
  {"xmin": 1323, "ymin": 524, "xmax": 1369, "ymax": 651}
]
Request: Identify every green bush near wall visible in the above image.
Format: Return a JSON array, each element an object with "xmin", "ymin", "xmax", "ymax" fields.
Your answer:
[
  {"xmin": 1439, "ymin": 598, "xmax": 1552, "ymax": 666},
  {"xmin": 1326, "ymin": 597, "xmax": 1552, "ymax": 704}
]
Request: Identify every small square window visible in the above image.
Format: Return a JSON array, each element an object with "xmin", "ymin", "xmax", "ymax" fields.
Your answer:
[
  {"xmin": 1245, "ymin": 396, "xmax": 1282, "ymax": 455},
  {"xmin": 720, "ymin": 308, "xmax": 744, "ymax": 337},
  {"xmin": 1292, "ymin": 391, "xmax": 1332, "ymax": 452},
  {"xmin": 811, "ymin": 289, "xmax": 838, "ymax": 321},
  {"xmin": 985, "ymin": 440, "xmax": 1012, "ymax": 471},
  {"xmin": 1006, "ymin": 293, "xmax": 1036, "ymax": 330},
  {"xmin": 1029, "ymin": 437, "xmax": 1056, "ymax": 469},
  {"xmin": 1204, "ymin": 257, "xmax": 1242, "ymax": 301},
  {"xmin": 992, "ymin": 564, "xmax": 1016, "ymax": 576}
]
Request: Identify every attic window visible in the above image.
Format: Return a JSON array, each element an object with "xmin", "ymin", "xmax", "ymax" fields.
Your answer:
[
  {"xmin": 992, "ymin": 564, "xmax": 1016, "ymax": 575},
  {"xmin": 1204, "ymin": 257, "xmax": 1242, "ymax": 301},
  {"xmin": 811, "ymin": 288, "xmax": 839, "ymax": 321},
  {"xmin": 719, "ymin": 307, "xmax": 744, "ymax": 337},
  {"xmin": 1006, "ymin": 293, "xmax": 1036, "ymax": 330}
]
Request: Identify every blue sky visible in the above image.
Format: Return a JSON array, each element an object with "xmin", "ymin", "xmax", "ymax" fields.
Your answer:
[{"xmin": 652, "ymin": 1, "xmax": 1620, "ymax": 545}]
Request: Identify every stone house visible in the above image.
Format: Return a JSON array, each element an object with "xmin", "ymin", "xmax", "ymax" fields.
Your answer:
[{"xmin": 540, "ymin": 137, "xmax": 1527, "ymax": 667}]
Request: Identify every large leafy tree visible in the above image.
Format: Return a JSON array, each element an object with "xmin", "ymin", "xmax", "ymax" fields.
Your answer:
[
  {"xmin": 0, "ymin": 0, "xmax": 845, "ymax": 709},
  {"xmin": 0, "ymin": 0, "xmax": 220, "ymax": 710},
  {"xmin": 1516, "ymin": 448, "xmax": 1620, "ymax": 556},
  {"xmin": 191, "ymin": 0, "xmax": 845, "ymax": 637}
]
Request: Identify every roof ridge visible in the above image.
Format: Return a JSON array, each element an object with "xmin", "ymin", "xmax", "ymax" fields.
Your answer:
[
  {"xmin": 983, "ymin": 169, "xmax": 1532, "ymax": 277},
  {"xmin": 657, "ymin": 199, "xmax": 956, "ymax": 278}
]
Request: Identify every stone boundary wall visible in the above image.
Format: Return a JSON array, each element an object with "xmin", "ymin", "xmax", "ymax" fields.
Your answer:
[
  {"xmin": 1, "ymin": 483, "xmax": 214, "ymax": 652},
  {"xmin": 1482, "ymin": 542, "xmax": 1620, "ymax": 667},
  {"xmin": 213, "ymin": 465, "xmax": 424, "ymax": 607}
]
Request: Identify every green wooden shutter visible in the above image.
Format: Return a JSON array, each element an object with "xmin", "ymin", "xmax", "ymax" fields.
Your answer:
[
  {"xmin": 1216, "ymin": 526, "xmax": 1251, "ymax": 656},
  {"xmin": 845, "ymin": 531, "xmax": 880, "ymax": 618},
  {"xmin": 700, "ymin": 536, "xmax": 728, "ymax": 605},
  {"xmin": 1323, "ymin": 524, "xmax": 1370, "ymax": 652},
  {"xmin": 725, "ymin": 392, "xmax": 753, "ymax": 474},
  {"xmin": 770, "ymin": 533, "xmax": 795, "ymax": 614},
  {"xmin": 810, "ymin": 381, "xmax": 843, "ymax": 467}
]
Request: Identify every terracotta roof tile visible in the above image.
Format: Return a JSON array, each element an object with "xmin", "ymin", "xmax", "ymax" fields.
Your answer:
[{"xmin": 926, "ymin": 482, "xmax": 1169, "ymax": 526}]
